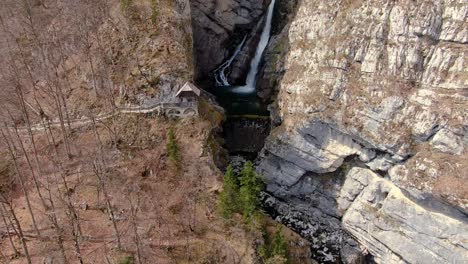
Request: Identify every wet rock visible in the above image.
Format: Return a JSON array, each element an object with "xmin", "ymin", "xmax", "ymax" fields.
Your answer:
[{"xmin": 190, "ymin": 0, "xmax": 268, "ymax": 83}]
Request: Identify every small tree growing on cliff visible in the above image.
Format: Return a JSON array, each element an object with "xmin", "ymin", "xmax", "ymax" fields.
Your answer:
[
  {"xmin": 219, "ymin": 165, "xmax": 240, "ymax": 218},
  {"xmin": 259, "ymin": 225, "xmax": 289, "ymax": 264},
  {"xmin": 239, "ymin": 161, "xmax": 264, "ymax": 222},
  {"xmin": 167, "ymin": 128, "xmax": 180, "ymax": 170},
  {"xmin": 271, "ymin": 225, "xmax": 288, "ymax": 261}
]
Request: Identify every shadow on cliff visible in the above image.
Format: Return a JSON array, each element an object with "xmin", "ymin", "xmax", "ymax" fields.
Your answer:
[{"xmin": 256, "ymin": 0, "xmax": 300, "ymax": 122}]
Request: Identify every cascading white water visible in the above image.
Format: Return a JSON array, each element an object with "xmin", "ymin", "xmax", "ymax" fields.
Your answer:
[
  {"xmin": 214, "ymin": 0, "xmax": 276, "ymax": 92},
  {"xmin": 214, "ymin": 35, "xmax": 247, "ymax": 86},
  {"xmin": 233, "ymin": 0, "xmax": 276, "ymax": 93}
]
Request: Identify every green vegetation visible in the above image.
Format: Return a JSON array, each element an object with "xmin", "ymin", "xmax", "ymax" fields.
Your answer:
[
  {"xmin": 239, "ymin": 161, "xmax": 264, "ymax": 222},
  {"xmin": 166, "ymin": 128, "xmax": 180, "ymax": 169},
  {"xmin": 219, "ymin": 162, "xmax": 290, "ymax": 263},
  {"xmin": 119, "ymin": 256, "xmax": 134, "ymax": 264},
  {"xmin": 218, "ymin": 161, "xmax": 264, "ymax": 225},
  {"xmin": 219, "ymin": 165, "xmax": 241, "ymax": 218},
  {"xmin": 271, "ymin": 226, "xmax": 288, "ymax": 260},
  {"xmin": 259, "ymin": 225, "xmax": 289, "ymax": 264},
  {"xmin": 150, "ymin": 0, "xmax": 160, "ymax": 24},
  {"xmin": 120, "ymin": 0, "xmax": 133, "ymax": 10}
]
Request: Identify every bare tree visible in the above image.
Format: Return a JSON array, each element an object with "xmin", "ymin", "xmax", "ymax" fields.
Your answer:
[
  {"xmin": 41, "ymin": 118, "xmax": 85, "ymax": 263},
  {"xmin": 128, "ymin": 192, "xmax": 143, "ymax": 264},
  {"xmin": 0, "ymin": 203, "xmax": 19, "ymax": 257},
  {"xmin": 10, "ymin": 120, "xmax": 48, "ymax": 209},
  {"xmin": 0, "ymin": 194, "xmax": 32, "ymax": 264},
  {"xmin": 93, "ymin": 161, "xmax": 122, "ymax": 250},
  {"xmin": 43, "ymin": 172, "xmax": 69, "ymax": 264},
  {"xmin": 19, "ymin": 0, "xmax": 73, "ymax": 159},
  {"xmin": 1, "ymin": 126, "xmax": 41, "ymax": 237}
]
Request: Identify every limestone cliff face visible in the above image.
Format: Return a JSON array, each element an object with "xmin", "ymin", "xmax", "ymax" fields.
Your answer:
[
  {"xmin": 258, "ymin": 0, "xmax": 468, "ymax": 263},
  {"xmin": 190, "ymin": 0, "xmax": 269, "ymax": 84}
]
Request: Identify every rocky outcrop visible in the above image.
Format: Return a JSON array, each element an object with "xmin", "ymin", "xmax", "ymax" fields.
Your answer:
[
  {"xmin": 258, "ymin": 0, "xmax": 468, "ymax": 262},
  {"xmin": 339, "ymin": 167, "xmax": 468, "ymax": 264},
  {"xmin": 190, "ymin": 0, "xmax": 269, "ymax": 84}
]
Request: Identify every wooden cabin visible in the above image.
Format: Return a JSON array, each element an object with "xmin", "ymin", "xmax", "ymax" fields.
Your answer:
[{"xmin": 175, "ymin": 82, "xmax": 201, "ymax": 103}]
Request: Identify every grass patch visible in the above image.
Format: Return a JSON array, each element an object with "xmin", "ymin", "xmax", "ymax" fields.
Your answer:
[
  {"xmin": 120, "ymin": 0, "xmax": 133, "ymax": 10},
  {"xmin": 118, "ymin": 255, "xmax": 134, "ymax": 264}
]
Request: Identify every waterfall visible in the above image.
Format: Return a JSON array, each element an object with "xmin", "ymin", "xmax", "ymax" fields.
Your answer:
[
  {"xmin": 214, "ymin": 36, "xmax": 247, "ymax": 86},
  {"xmin": 214, "ymin": 0, "xmax": 276, "ymax": 92},
  {"xmin": 233, "ymin": 0, "xmax": 276, "ymax": 93}
]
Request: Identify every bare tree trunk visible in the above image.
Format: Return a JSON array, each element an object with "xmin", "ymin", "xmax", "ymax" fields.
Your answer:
[
  {"xmin": 128, "ymin": 195, "xmax": 143, "ymax": 264},
  {"xmin": 19, "ymin": 2, "xmax": 73, "ymax": 159},
  {"xmin": 0, "ymin": 127, "xmax": 41, "ymax": 237},
  {"xmin": 0, "ymin": 194, "xmax": 32, "ymax": 264},
  {"xmin": 52, "ymin": 90, "xmax": 72, "ymax": 159},
  {"xmin": 90, "ymin": 116, "xmax": 122, "ymax": 250},
  {"xmin": 41, "ymin": 118, "xmax": 86, "ymax": 263},
  {"xmin": 95, "ymin": 33, "xmax": 116, "ymax": 109},
  {"xmin": 0, "ymin": 203, "xmax": 19, "ymax": 257},
  {"xmin": 81, "ymin": 26, "xmax": 99, "ymax": 95},
  {"xmin": 44, "ymin": 173, "xmax": 69, "ymax": 264},
  {"xmin": 93, "ymin": 162, "xmax": 122, "ymax": 250},
  {"xmin": 71, "ymin": 222, "xmax": 84, "ymax": 264},
  {"xmin": 50, "ymin": 25, "xmax": 73, "ymax": 131},
  {"xmin": 11, "ymin": 123, "xmax": 47, "ymax": 209}
]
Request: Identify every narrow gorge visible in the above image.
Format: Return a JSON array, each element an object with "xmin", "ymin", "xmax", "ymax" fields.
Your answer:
[
  {"xmin": 0, "ymin": 0, "xmax": 465, "ymax": 263},
  {"xmin": 190, "ymin": 0, "xmax": 468, "ymax": 263}
]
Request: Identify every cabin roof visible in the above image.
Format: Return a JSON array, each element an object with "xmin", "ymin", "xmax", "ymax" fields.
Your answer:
[{"xmin": 175, "ymin": 82, "xmax": 201, "ymax": 97}]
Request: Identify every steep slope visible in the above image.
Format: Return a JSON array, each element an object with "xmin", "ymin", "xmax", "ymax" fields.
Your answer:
[
  {"xmin": 0, "ymin": 1, "xmax": 257, "ymax": 263},
  {"xmin": 258, "ymin": 0, "xmax": 468, "ymax": 263}
]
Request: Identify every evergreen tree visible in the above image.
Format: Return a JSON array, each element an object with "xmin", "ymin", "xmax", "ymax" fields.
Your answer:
[
  {"xmin": 271, "ymin": 225, "xmax": 288, "ymax": 260},
  {"xmin": 166, "ymin": 128, "xmax": 179, "ymax": 169},
  {"xmin": 219, "ymin": 165, "xmax": 240, "ymax": 218},
  {"xmin": 239, "ymin": 161, "xmax": 263, "ymax": 221},
  {"xmin": 259, "ymin": 225, "xmax": 272, "ymax": 260}
]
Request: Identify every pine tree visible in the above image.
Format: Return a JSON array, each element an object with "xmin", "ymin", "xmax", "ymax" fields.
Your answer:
[
  {"xmin": 219, "ymin": 165, "xmax": 240, "ymax": 218},
  {"xmin": 167, "ymin": 128, "xmax": 180, "ymax": 169},
  {"xmin": 271, "ymin": 225, "xmax": 288, "ymax": 260},
  {"xmin": 239, "ymin": 161, "xmax": 263, "ymax": 221}
]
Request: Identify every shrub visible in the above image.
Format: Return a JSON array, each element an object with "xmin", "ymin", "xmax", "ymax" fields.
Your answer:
[{"xmin": 119, "ymin": 256, "xmax": 134, "ymax": 264}]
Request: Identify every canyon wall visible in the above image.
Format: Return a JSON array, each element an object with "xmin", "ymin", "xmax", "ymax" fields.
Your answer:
[
  {"xmin": 258, "ymin": 0, "xmax": 468, "ymax": 263},
  {"xmin": 190, "ymin": 0, "xmax": 270, "ymax": 85}
]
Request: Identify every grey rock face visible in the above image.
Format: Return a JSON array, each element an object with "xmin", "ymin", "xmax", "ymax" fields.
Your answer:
[
  {"xmin": 262, "ymin": 171, "xmax": 363, "ymax": 263},
  {"xmin": 340, "ymin": 168, "xmax": 468, "ymax": 264},
  {"xmin": 256, "ymin": 0, "xmax": 468, "ymax": 263},
  {"xmin": 431, "ymin": 128, "xmax": 465, "ymax": 155},
  {"xmin": 258, "ymin": 120, "xmax": 377, "ymax": 187},
  {"xmin": 190, "ymin": 0, "xmax": 268, "ymax": 83}
]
